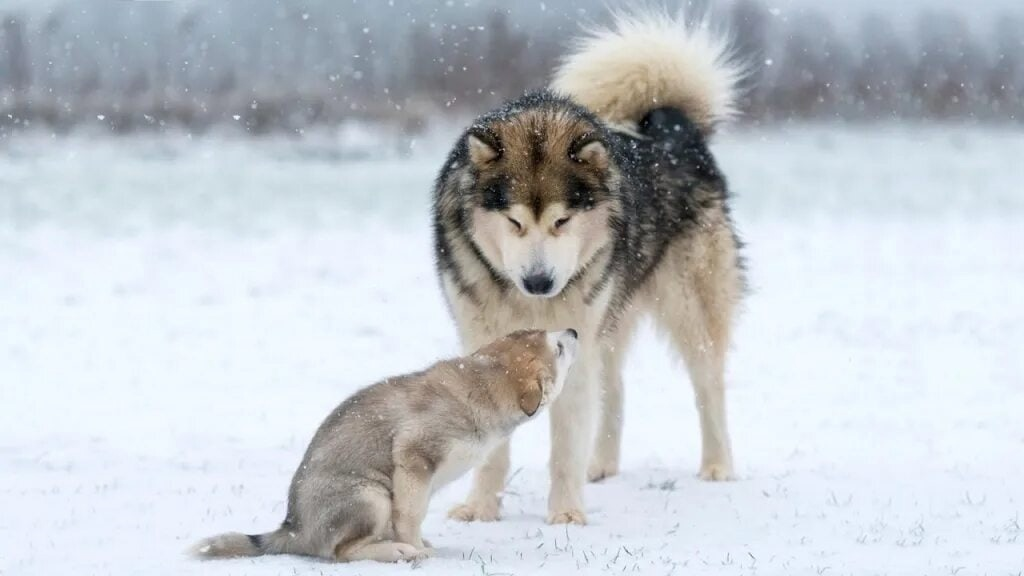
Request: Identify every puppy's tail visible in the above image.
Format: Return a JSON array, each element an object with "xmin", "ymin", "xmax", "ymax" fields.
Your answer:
[
  {"xmin": 190, "ymin": 529, "xmax": 289, "ymax": 560},
  {"xmin": 551, "ymin": 8, "xmax": 743, "ymax": 136}
]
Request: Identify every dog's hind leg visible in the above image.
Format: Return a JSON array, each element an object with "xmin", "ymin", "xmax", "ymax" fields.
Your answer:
[
  {"xmin": 587, "ymin": 349, "xmax": 623, "ymax": 483},
  {"xmin": 588, "ymin": 318, "xmax": 636, "ymax": 483},
  {"xmin": 332, "ymin": 485, "xmax": 429, "ymax": 563},
  {"xmin": 651, "ymin": 233, "xmax": 741, "ymax": 481},
  {"xmin": 660, "ymin": 302, "xmax": 735, "ymax": 480},
  {"xmin": 341, "ymin": 540, "xmax": 425, "ymax": 563},
  {"xmin": 678, "ymin": 329, "xmax": 734, "ymax": 481}
]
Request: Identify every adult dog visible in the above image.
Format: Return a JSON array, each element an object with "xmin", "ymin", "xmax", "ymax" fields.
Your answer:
[{"xmin": 432, "ymin": 10, "xmax": 744, "ymax": 525}]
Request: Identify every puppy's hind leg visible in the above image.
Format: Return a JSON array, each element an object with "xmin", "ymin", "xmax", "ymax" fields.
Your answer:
[
  {"xmin": 343, "ymin": 541, "xmax": 425, "ymax": 563},
  {"xmin": 332, "ymin": 485, "xmax": 426, "ymax": 563}
]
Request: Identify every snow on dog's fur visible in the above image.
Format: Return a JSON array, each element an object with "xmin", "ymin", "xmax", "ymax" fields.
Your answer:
[{"xmin": 432, "ymin": 9, "xmax": 745, "ymax": 525}]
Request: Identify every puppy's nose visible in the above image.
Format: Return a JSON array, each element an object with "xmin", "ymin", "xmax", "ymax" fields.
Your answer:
[
  {"xmin": 522, "ymin": 273, "xmax": 554, "ymax": 295},
  {"xmin": 565, "ymin": 328, "xmax": 578, "ymax": 339}
]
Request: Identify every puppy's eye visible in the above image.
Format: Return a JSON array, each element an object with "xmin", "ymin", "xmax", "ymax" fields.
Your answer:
[
  {"xmin": 556, "ymin": 342, "xmax": 564, "ymax": 357},
  {"xmin": 507, "ymin": 216, "xmax": 522, "ymax": 231},
  {"xmin": 554, "ymin": 216, "xmax": 571, "ymax": 229}
]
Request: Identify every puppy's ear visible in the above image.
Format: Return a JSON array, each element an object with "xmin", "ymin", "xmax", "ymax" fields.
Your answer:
[
  {"xmin": 519, "ymin": 380, "xmax": 543, "ymax": 417},
  {"xmin": 467, "ymin": 129, "xmax": 501, "ymax": 166},
  {"xmin": 571, "ymin": 137, "xmax": 608, "ymax": 169}
]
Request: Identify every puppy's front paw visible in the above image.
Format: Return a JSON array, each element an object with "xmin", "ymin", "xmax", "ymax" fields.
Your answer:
[
  {"xmin": 404, "ymin": 546, "xmax": 432, "ymax": 563},
  {"xmin": 385, "ymin": 543, "xmax": 421, "ymax": 563},
  {"xmin": 547, "ymin": 508, "xmax": 587, "ymax": 525},
  {"xmin": 698, "ymin": 461, "xmax": 735, "ymax": 482},
  {"xmin": 447, "ymin": 499, "xmax": 500, "ymax": 522}
]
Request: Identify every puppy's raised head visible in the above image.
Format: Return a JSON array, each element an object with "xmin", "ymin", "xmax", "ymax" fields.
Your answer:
[
  {"xmin": 461, "ymin": 93, "xmax": 620, "ymax": 298},
  {"xmin": 477, "ymin": 328, "xmax": 578, "ymax": 417}
]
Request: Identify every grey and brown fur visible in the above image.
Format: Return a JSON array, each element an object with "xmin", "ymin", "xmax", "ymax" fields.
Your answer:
[
  {"xmin": 191, "ymin": 329, "xmax": 579, "ymax": 563},
  {"xmin": 432, "ymin": 10, "xmax": 746, "ymax": 525}
]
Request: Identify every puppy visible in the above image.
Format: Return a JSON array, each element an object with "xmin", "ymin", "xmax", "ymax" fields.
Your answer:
[{"xmin": 191, "ymin": 328, "xmax": 578, "ymax": 563}]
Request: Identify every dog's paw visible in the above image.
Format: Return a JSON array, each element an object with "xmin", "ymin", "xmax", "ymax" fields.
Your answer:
[
  {"xmin": 587, "ymin": 460, "xmax": 619, "ymax": 483},
  {"xmin": 547, "ymin": 508, "xmax": 588, "ymax": 525},
  {"xmin": 375, "ymin": 542, "xmax": 420, "ymax": 563},
  {"xmin": 402, "ymin": 546, "xmax": 432, "ymax": 564},
  {"xmin": 698, "ymin": 461, "xmax": 735, "ymax": 482},
  {"xmin": 447, "ymin": 499, "xmax": 500, "ymax": 522}
]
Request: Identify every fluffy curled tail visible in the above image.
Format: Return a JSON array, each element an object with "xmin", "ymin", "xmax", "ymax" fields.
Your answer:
[
  {"xmin": 190, "ymin": 531, "xmax": 278, "ymax": 559},
  {"xmin": 551, "ymin": 8, "xmax": 743, "ymax": 136}
]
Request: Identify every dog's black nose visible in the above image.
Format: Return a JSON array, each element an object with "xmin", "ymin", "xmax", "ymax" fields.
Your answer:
[
  {"xmin": 522, "ymin": 273, "xmax": 554, "ymax": 295},
  {"xmin": 565, "ymin": 328, "xmax": 578, "ymax": 339}
]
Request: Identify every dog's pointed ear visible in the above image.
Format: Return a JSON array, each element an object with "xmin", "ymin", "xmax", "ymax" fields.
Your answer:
[
  {"xmin": 519, "ymin": 380, "xmax": 542, "ymax": 417},
  {"xmin": 572, "ymin": 138, "xmax": 608, "ymax": 169},
  {"xmin": 467, "ymin": 129, "xmax": 500, "ymax": 166}
]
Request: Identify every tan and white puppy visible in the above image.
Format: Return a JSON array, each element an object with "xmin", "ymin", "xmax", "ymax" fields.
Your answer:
[{"xmin": 191, "ymin": 329, "xmax": 578, "ymax": 563}]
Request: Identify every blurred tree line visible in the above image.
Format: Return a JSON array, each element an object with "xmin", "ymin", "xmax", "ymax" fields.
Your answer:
[{"xmin": 0, "ymin": 0, "xmax": 1021, "ymax": 137}]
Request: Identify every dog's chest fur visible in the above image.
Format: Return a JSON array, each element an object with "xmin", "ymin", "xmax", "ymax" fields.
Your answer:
[{"xmin": 431, "ymin": 434, "xmax": 503, "ymax": 492}]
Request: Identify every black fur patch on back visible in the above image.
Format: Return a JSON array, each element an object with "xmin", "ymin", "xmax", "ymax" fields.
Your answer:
[
  {"xmin": 248, "ymin": 534, "xmax": 263, "ymax": 550},
  {"xmin": 639, "ymin": 107, "xmax": 718, "ymax": 181}
]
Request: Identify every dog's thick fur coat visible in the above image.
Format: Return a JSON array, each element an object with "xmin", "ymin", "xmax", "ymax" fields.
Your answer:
[
  {"xmin": 192, "ymin": 330, "xmax": 578, "ymax": 562},
  {"xmin": 432, "ymin": 10, "xmax": 745, "ymax": 525}
]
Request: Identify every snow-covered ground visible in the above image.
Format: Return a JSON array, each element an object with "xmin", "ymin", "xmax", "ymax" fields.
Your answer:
[{"xmin": 2, "ymin": 127, "xmax": 1022, "ymax": 575}]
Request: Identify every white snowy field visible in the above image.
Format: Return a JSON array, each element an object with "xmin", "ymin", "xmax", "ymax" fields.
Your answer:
[{"xmin": 1, "ymin": 126, "xmax": 1023, "ymax": 575}]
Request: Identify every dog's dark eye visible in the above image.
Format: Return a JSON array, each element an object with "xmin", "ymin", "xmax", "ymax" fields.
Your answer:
[
  {"xmin": 554, "ymin": 216, "xmax": 571, "ymax": 229},
  {"xmin": 556, "ymin": 342, "xmax": 564, "ymax": 356},
  {"xmin": 566, "ymin": 177, "xmax": 597, "ymax": 210},
  {"xmin": 482, "ymin": 182, "xmax": 509, "ymax": 211},
  {"xmin": 507, "ymin": 216, "xmax": 522, "ymax": 231}
]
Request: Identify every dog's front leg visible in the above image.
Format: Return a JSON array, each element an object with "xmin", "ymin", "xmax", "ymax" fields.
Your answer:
[
  {"xmin": 447, "ymin": 440, "xmax": 509, "ymax": 522},
  {"xmin": 547, "ymin": 346, "xmax": 600, "ymax": 525},
  {"xmin": 392, "ymin": 454, "xmax": 433, "ymax": 552}
]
